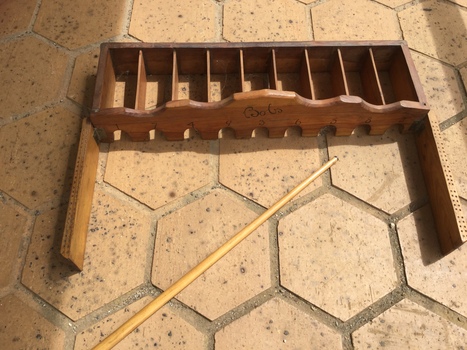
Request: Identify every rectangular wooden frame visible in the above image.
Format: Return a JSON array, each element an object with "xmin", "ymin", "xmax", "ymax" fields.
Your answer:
[{"xmin": 62, "ymin": 41, "xmax": 467, "ymax": 270}]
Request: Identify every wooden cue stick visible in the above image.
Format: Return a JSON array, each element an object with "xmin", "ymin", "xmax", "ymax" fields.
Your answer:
[{"xmin": 93, "ymin": 156, "xmax": 338, "ymax": 349}]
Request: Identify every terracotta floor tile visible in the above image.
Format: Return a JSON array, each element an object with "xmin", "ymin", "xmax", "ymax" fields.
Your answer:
[
  {"xmin": 153, "ymin": 190, "xmax": 271, "ymax": 320},
  {"xmin": 312, "ymin": 0, "xmax": 401, "ymax": 40},
  {"xmin": 21, "ymin": 188, "xmax": 152, "ymax": 321},
  {"xmin": 0, "ymin": 106, "xmax": 81, "ymax": 210},
  {"xmin": 75, "ymin": 296, "xmax": 207, "ymax": 349},
  {"xmin": 0, "ymin": 36, "xmax": 69, "ymax": 121},
  {"xmin": 0, "ymin": 0, "xmax": 37, "ymax": 38},
  {"xmin": 215, "ymin": 297, "xmax": 342, "ymax": 349},
  {"xmin": 105, "ymin": 133, "xmax": 212, "ymax": 210},
  {"xmin": 223, "ymin": 0, "xmax": 310, "ymax": 42},
  {"xmin": 0, "ymin": 294, "xmax": 65, "ymax": 349},
  {"xmin": 398, "ymin": 0, "xmax": 467, "ymax": 66},
  {"xmin": 34, "ymin": 0, "xmax": 127, "ymax": 49},
  {"xmin": 410, "ymin": 51, "xmax": 464, "ymax": 123},
  {"xmin": 129, "ymin": 0, "xmax": 219, "ymax": 42},
  {"xmin": 278, "ymin": 193, "xmax": 397, "ymax": 321},
  {"xmin": 67, "ymin": 48, "xmax": 100, "ymax": 109},
  {"xmin": 0, "ymin": 202, "xmax": 28, "ymax": 288},
  {"xmin": 327, "ymin": 127, "xmax": 426, "ymax": 214},
  {"xmin": 219, "ymin": 133, "xmax": 321, "ymax": 208},
  {"xmin": 397, "ymin": 205, "xmax": 467, "ymax": 316},
  {"xmin": 449, "ymin": 0, "xmax": 467, "ymax": 8},
  {"xmin": 353, "ymin": 299, "xmax": 467, "ymax": 349},
  {"xmin": 442, "ymin": 120, "xmax": 467, "ymax": 199}
]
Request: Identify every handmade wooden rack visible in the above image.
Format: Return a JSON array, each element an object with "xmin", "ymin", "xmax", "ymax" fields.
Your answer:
[{"xmin": 62, "ymin": 41, "xmax": 467, "ymax": 270}]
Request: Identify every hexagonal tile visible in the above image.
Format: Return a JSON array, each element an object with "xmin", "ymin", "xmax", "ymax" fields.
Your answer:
[
  {"xmin": 353, "ymin": 299, "xmax": 467, "ymax": 348},
  {"xmin": 219, "ymin": 133, "xmax": 321, "ymax": 208},
  {"xmin": 105, "ymin": 133, "xmax": 211, "ymax": 210},
  {"xmin": 397, "ymin": 205, "xmax": 467, "ymax": 316},
  {"xmin": 398, "ymin": 0, "xmax": 467, "ymax": 66},
  {"xmin": 21, "ymin": 188, "xmax": 152, "ymax": 321},
  {"xmin": 215, "ymin": 298, "xmax": 342, "ymax": 349},
  {"xmin": 0, "ymin": 106, "xmax": 81, "ymax": 210},
  {"xmin": 0, "ymin": 294, "xmax": 65, "ymax": 349},
  {"xmin": 327, "ymin": 127, "xmax": 426, "ymax": 214},
  {"xmin": 0, "ymin": 36, "xmax": 69, "ymax": 120},
  {"xmin": 312, "ymin": 0, "xmax": 401, "ymax": 40},
  {"xmin": 223, "ymin": 0, "xmax": 310, "ymax": 42},
  {"xmin": 410, "ymin": 51, "xmax": 464, "ymax": 123},
  {"xmin": 153, "ymin": 190, "xmax": 271, "ymax": 320},
  {"xmin": 67, "ymin": 47, "xmax": 100, "ymax": 109},
  {"xmin": 34, "ymin": 0, "xmax": 127, "ymax": 49},
  {"xmin": 448, "ymin": 0, "xmax": 467, "ymax": 8},
  {"xmin": 0, "ymin": 202, "xmax": 28, "ymax": 289},
  {"xmin": 442, "ymin": 119, "xmax": 467, "ymax": 199},
  {"xmin": 129, "ymin": 0, "xmax": 219, "ymax": 42},
  {"xmin": 278, "ymin": 193, "xmax": 397, "ymax": 321},
  {"xmin": 75, "ymin": 296, "xmax": 207, "ymax": 349},
  {"xmin": 0, "ymin": 0, "xmax": 37, "ymax": 38}
]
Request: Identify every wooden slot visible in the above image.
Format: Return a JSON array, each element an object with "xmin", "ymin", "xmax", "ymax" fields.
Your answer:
[
  {"xmin": 135, "ymin": 50, "xmax": 147, "ymax": 110},
  {"xmin": 61, "ymin": 118, "xmax": 99, "ymax": 270},
  {"xmin": 274, "ymin": 47, "xmax": 313, "ymax": 99},
  {"xmin": 172, "ymin": 50, "xmax": 179, "ymax": 100},
  {"xmin": 361, "ymin": 48, "xmax": 385, "ymax": 105},
  {"xmin": 141, "ymin": 48, "xmax": 173, "ymax": 109},
  {"xmin": 416, "ymin": 113, "xmax": 467, "ymax": 254},
  {"xmin": 101, "ymin": 51, "xmax": 117, "ymax": 108},
  {"xmin": 176, "ymin": 48, "xmax": 208, "ymax": 102},
  {"xmin": 390, "ymin": 48, "xmax": 419, "ymax": 102},
  {"xmin": 332, "ymin": 48, "xmax": 349, "ymax": 96},
  {"xmin": 209, "ymin": 48, "xmax": 242, "ymax": 102},
  {"xmin": 242, "ymin": 47, "xmax": 270, "ymax": 92},
  {"xmin": 269, "ymin": 49, "xmax": 278, "ymax": 90},
  {"xmin": 307, "ymin": 47, "xmax": 336, "ymax": 100}
]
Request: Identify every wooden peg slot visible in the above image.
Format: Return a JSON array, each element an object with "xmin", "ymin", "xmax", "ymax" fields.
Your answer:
[
  {"xmin": 209, "ymin": 48, "xmax": 242, "ymax": 102},
  {"xmin": 140, "ymin": 47, "xmax": 173, "ymax": 109},
  {"xmin": 112, "ymin": 51, "xmax": 139, "ymax": 109},
  {"xmin": 274, "ymin": 47, "xmax": 313, "ymax": 99},
  {"xmin": 371, "ymin": 46, "xmax": 421, "ymax": 104},
  {"xmin": 175, "ymin": 48, "xmax": 208, "ymax": 102},
  {"xmin": 135, "ymin": 50, "xmax": 147, "ymax": 110},
  {"xmin": 242, "ymin": 47, "xmax": 271, "ymax": 91}
]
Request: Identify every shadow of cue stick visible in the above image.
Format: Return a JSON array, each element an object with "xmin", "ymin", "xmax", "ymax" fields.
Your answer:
[{"xmin": 93, "ymin": 156, "xmax": 338, "ymax": 350}]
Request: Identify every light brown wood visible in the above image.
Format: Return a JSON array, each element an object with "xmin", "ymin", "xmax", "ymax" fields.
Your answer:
[
  {"xmin": 415, "ymin": 112, "xmax": 467, "ymax": 254},
  {"xmin": 61, "ymin": 118, "xmax": 99, "ymax": 270},
  {"xmin": 92, "ymin": 157, "xmax": 338, "ymax": 350},
  {"xmin": 135, "ymin": 50, "xmax": 147, "ymax": 110}
]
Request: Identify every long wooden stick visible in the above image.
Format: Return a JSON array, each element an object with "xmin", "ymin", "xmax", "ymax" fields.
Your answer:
[{"xmin": 93, "ymin": 156, "xmax": 338, "ymax": 349}]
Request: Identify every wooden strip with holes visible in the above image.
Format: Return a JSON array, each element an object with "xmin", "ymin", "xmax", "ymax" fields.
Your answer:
[
  {"xmin": 61, "ymin": 118, "xmax": 99, "ymax": 270},
  {"xmin": 415, "ymin": 112, "xmax": 467, "ymax": 254}
]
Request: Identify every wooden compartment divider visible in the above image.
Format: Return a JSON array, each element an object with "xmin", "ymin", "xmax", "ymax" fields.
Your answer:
[{"xmin": 62, "ymin": 41, "xmax": 466, "ymax": 270}]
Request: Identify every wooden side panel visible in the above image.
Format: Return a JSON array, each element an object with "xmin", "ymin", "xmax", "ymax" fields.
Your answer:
[
  {"xmin": 61, "ymin": 118, "xmax": 100, "ymax": 270},
  {"xmin": 415, "ymin": 113, "xmax": 467, "ymax": 254},
  {"xmin": 100, "ymin": 51, "xmax": 116, "ymax": 109}
]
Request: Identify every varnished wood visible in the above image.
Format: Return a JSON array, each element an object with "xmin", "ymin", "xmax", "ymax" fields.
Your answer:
[
  {"xmin": 61, "ymin": 118, "xmax": 99, "ymax": 270},
  {"xmin": 415, "ymin": 113, "xmax": 467, "ymax": 254},
  {"xmin": 92, "ymin": 157, "xmax": 338, "ymax": 350}
]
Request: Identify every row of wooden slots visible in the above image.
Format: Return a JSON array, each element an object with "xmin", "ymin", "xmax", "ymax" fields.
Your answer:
[{"xmin": 101, "ymin": 46, "xmax": 420, "ymax": 110}]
